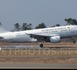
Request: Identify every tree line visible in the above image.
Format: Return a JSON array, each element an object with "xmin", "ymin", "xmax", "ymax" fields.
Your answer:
[
  {"xmin": 12, "ymin": 18, "xmax": 77, "ymax": 31},
  {"xmin": 12, "ymin": 22, "xmax": 47, "ymax": 31}
]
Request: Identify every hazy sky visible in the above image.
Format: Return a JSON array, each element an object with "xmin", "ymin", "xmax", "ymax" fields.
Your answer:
[{"xmin": 0, "ymin": 0, "xmax": 77, "ymax": 30}]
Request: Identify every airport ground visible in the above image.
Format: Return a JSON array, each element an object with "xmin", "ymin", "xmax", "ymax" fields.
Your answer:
[
  {"xmin": 0, "ymin": 42, "xmax": 77, "ymax": 69},
  {"xmin": 0, "ymin": 42, "xmax": 77, "ymax": 65},
  {"xmin": 0, "ymin": 49, "xmax": 77, "ymax": 64},
  {"xmin": 0, "ymin": 41, "xmax": 77, "ymax": 47}
]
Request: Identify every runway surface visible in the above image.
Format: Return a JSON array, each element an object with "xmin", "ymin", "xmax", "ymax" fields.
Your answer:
[
  {"xmin": 0, "ymin": 45, "xmax": 77, "ymax": 50},
  {"xmin": 0, "ymin": 64, "xmax": 77, "ymax": 69},
  {"xmin": 0, "ymin": 45, "xmax": 41, "ymax": 50}
]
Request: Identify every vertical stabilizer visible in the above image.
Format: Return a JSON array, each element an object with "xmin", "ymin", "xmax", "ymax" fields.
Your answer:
[{"xmin": 0, "ymin": 23, "xmax": 9, "ymax": 33}]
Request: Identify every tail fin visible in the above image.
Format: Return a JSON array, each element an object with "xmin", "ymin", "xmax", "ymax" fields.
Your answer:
[{"xmin": 0, "ymin": 23, "xmax": 9, "ymax": 33}]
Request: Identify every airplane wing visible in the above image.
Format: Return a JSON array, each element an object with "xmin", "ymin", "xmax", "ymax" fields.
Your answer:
[
  {"xmin": 26, "ymin": 33, "xmax": 59, "ymax": 37},
  {"xmin": 26, "ymin": 33, "xmax": 60, "ymax": 42}
]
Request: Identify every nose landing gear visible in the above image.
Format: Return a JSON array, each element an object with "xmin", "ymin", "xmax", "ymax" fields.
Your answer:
[{"xmin": 39, "ymin": 43, "xmax": 43, "ymax": 48}]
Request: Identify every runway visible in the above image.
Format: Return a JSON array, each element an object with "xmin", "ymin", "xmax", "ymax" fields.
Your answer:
[
  {"xmin": 0, "ymin": 64, "xmax": 77, "ymax": 69},
  {"xmin": 0, "ymin": 46, "xmax": 77, "ymax": 50},
  {"xmin": 0, "ymin": 45, "xmax": 41, "ymax": 50},
  {"xmin": 0, "ymin": 45, "xmax": 77, "ymax": 50}
]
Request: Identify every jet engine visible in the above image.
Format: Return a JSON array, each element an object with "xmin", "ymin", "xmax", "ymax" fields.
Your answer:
[{"xmin": 50, "ymin": 36, "xmax": 60, "ymax": 43}]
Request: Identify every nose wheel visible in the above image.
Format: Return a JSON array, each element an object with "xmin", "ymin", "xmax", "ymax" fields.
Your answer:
[{"xmin": 39, "ymin": 43, "xmax": 43, "ymax": 48}]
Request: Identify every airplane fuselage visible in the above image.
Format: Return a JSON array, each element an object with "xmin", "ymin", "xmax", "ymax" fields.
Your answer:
[{"xmin": 0, "ymin": 25, "xmax": 77, "ymax": 42}]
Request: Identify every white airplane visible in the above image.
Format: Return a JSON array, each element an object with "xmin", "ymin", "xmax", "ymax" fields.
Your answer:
[{"xmin": 0, "ymin": 24, "xmax": 77, "ymax": 47}]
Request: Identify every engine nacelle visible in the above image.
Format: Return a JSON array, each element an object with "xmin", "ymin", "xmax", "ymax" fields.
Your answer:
[{"xmin": 50, "ymin": 36, "xmax": 60, "ymax": 43}]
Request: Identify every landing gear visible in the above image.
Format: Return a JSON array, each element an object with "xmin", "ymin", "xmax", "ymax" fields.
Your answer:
[
  {"xmin": 71, "ymin": 38, "xmax": 76, "ymax": 43},
  {"xmin": 73, "ymin": 40, "xmax": 76, "ymax": 43},
  {"xmin": 39, "ymin": 43, "xmax": 43, "ymax": 48}
]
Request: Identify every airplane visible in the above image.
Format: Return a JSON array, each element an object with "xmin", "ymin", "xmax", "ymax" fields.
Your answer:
[{"xmin": 0, "ymin": 24, "xmax": 77, "ymax": 47}]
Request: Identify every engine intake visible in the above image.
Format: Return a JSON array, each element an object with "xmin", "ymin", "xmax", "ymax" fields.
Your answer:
[{"xmin": 50, "ymin": 36, "xmax": 60, "ymax": 43}]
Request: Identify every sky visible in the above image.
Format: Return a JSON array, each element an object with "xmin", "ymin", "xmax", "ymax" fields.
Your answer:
[{"xmin": 0, "ymin": 0, "xmax": 77, "ymax": 30}]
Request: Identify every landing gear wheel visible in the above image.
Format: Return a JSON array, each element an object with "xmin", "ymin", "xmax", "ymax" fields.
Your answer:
[
  {"xmin": 40, "ymin": 44, "xmax": 43, "ymax": 48},
  {"xmin": 73, "ymin": 40, "xmax": 76, "ymax": 43}
]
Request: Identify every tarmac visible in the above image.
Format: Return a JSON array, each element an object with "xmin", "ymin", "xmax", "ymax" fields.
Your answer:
[
  {"xmin": 0, "ymin": 45, "xmax": 77, "ymax": 50},
  {"xmin": 0, "ymin": 64, "xmax": 77, "ymax": 69}
]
